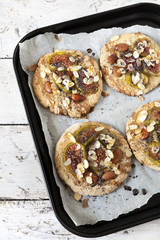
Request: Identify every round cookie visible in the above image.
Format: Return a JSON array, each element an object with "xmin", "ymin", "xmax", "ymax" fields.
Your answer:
[
  {"xmin": 33, "ymin": 50, "xmax": 102, "ymax": 118},
  {"xmin": 100, "ymin": 32, "xmax": 160, "ymax": 96},
  {"xmin": 126, "ymin": 101, "xmax": 160, "ymax": 171},
  {"xmin": 55, "ymin": 121, "xmax": 132, "ymax": 196}
]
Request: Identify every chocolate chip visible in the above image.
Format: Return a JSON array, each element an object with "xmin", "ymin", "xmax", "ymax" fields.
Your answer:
[
  {"xmin": 142, "ymin": 189, "xmax": 147, "ymax": 195},
  {"xmin": 124, "ymin": 185, "xmax": 132, "ymax": 191},
  {"xmin": 131, "ymin": 163, "xmax": 135, "ymax": 168},
  {"xmin": 124, "ymin": 230, "xmax": 129, "ymax": 234},
  {"xmin": 141, "ymin": 163, "xmax": 144, "ymax": 166},
  {"xmin": 133, "ymin": 189, "xmax": 139, "ymax": 196},
  {"xmin": 92, "ymin": 52, "xmax": 95, "ymax": 56},
  {"xmin": 87, "ymin": 48, "xmax": 92, "ymax": 53}
]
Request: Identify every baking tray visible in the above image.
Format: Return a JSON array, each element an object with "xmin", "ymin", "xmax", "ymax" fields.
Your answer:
[{"xmin": 13, "ymin": 3, "xmax": 160, "ymax": 237}]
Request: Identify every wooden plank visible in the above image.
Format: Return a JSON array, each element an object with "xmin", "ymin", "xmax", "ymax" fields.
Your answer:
[
  {"xmin": 0, "ymin": 59, "xmax": 28, "ymax": 124},
  {"xmin": 1, "ymin": 0, "xmax": 157, "ymax": 58},
  {"xmin": 0, "ymin": 200, "xmax": 160, "ymax": 240},
  {"xmin": 0, "ymin": 125, "xmax": 48, "ymax": 199}
]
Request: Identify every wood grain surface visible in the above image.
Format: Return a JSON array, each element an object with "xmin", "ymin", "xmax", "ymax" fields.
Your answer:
[{"xmin": 1, "ymin": 0, "xmax": 160, "ymax": 239}]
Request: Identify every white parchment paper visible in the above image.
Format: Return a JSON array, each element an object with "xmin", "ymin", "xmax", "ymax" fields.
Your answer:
[{"xmin": 19, "ymin": 25, "xmax": 160, "ymax": 225}]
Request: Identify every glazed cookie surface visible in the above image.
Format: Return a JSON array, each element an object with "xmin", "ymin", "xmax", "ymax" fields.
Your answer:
[
  {"xmin": 126, "ymin": 101, "xmax": 160, "ymax": 171},
  {"xmin": 100, "ymin": 32, "xmax": 160, "ymax": 96},
  {"xmin": 32, "ymin": 50, "xmax": 102, "ymax": 118},
  {"xmin": 55, "ymin": 121, "xmax": 132, "ymax": 196}
]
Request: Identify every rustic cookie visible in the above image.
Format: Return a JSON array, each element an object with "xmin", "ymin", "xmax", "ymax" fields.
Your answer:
[
  {"xmin": 126, "ymin": 101, "xmax": 160, "ymax": 171},
  {"xmin": 55, "ymin": 121, "xmax": 132, "ymax": 196},
  {"xmin": 32, "ymin": 50, "xmax": 102, "ymax": 118},
  {"xmin": 100, "ymin": 32, "xmax": 160, "ymax": 96}
]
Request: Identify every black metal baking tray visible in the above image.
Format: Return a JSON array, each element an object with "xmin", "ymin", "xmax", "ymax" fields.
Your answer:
[{"xmin": 13, "ymin": 3, "xmax": 160, "ymax": 237}]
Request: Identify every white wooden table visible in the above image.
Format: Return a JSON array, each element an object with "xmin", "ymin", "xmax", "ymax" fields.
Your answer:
[{"xmin": 1, "ymin": 0, "xmax": 160, "ymax": 239}]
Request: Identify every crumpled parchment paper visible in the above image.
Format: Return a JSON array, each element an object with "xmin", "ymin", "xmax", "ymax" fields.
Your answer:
[{"xmin": 19, "ymin": 25, "xmax": 160, "ymax": 225}]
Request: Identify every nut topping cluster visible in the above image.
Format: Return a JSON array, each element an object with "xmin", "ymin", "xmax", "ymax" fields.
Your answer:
[
  {"xmin": 108, "ymin": 37, "xmax": 160, "ymax": 91},
  {"xmin": 40, "ymin": 51, "xmax": 100, "ymax": 104},
  {"xmin": 63, "ymin": 125, "xmax": 128, "ymax": 186},
  {"xmin": 129, "ymin": 101, "xmax": 160, "ymax": 162}
]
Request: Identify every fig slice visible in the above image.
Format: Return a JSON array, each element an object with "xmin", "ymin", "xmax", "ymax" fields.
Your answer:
[
  {"xmin": 64, "ymin": 143, "xmax": 86, "ymax": 173},
  {"xmin": 47, "ymin": 52, "xmax": 74, "ymax": 70},
  {"xmin": 75, "ymin": 125, "xmax": 98, "ymax": 146},
  {"xmin": 74, "ymin": 69, "xmax": 96, "ymax": 93}
]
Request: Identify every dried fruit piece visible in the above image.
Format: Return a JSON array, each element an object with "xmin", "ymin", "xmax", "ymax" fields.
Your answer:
[
  {"xmin": 112, "ymin": 148, "xmax": 123, "ymax": 164},
  {"xmin": 75, "ymin": 125, "xmax": 97, "ymax": 146},
  {"xmin": 108, "ymin": 54, "xmax": 117, "ymax": 64},
  {"xmin": 102, "ymin": 171, "xmax": 116, "ymax": 180},
  {"xmin": 72, "ymin": 94, "xmax": 86, "ymax": 102},
  {"xmin": 64, "ymin": 143, "xmax": 86, "ymax": 173},
  {"xmin": 115, "ymin": 43, "xmax": 129, "ymax": 52},
  {"xmin": 45, "ymin": 81, "xmax": 52, "ymax": 93}
]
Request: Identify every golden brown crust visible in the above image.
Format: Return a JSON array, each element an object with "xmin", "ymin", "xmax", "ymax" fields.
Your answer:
[
  {"xmin": 55, "ymin": 121, "xmax": 131, "ymax": 196},
  {"xmin": 33, "ymin": 50, "xmax": 102, "ymax": 118},
  {"xmin": 126, "ymin": 101, "xmax": 160, "ymax": 171},
  {"xmin": 100, "ymin": 32, "xmax": 160, "ymax": 96}
]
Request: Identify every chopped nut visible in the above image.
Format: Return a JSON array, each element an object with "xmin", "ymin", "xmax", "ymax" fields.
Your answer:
[
  {"xmin": 28, "ymin": 63, "xmax": 38, "ymax": 71},
  {"xmin": 68, "ymin": 133, "xmax": 76, "ymax": 143},
  {"xmin": 133, "ymin": 51, "xmax": 139, "ymax": 59},
  {"xmin": 54, "ymin": 106, "xmax": 60, "ymax": 115},
  {"xmin": 138, "ymin": 96, "xmax": 144, "ymax": 101},
  {"xmin": 110, "ymin": 35, "xmax": 119, "ymax": 42},
  {"xmin": 86, "ymin": 176, "xmax": 93, "ymax": 184},
  {"xmin": 54, "ymin": 34, "xmax": 62, "ymax": 41},
  {"xmin": 93, "ymin": 75, "xmax": 99, "ymax": 82},
  {"xmin": 126, "ymin": 150, "xmax": 132, "ymax": 157},
  {"xmin": 137, "ymin": 110, "xmax": 148, "ymax": 122},
  {"xmin": 68, "ymin": 65, "xmax": 81, "ymax": 71},
  {"xmin": 40, "ymin": 71, "xmax": 46, "ymax": 78},
  {"xmin": 138, "ymin": 83, "xmax": 145, "ymax": 90},
  {"xmin": 58, "ymin": 67, "xmax": 64, "ymax": 71},
  {"xmin": 94, "ymin": 141, "xmax": 101, "ymax": 149},
  {"xmin": 64, "ymin": 158, "xmax": 71, "ymax": 166},
  {"xmin": 73, "ymin": 70, "xmax": 79, "ymax": 78},
  {"xmin": 155, "ymin": 101, "xmax": 160, "ymax": 107},
  {"xmin": 82, "ymin": 198, "xmax": 88, "ymax": 208},
  {"xmin": 129, "ymin": 124, "xmax": 138, "ymax": 130},
  {"xmin": 74, "ymin": 192, "xmax": 82, "ymax": 201},
  {"xmin": 95, "ymin": 126, "xmax": 104, "ymax": 131},
  {"xmin": 83, "ymin": 159, "xmax": 89, "ymax": 169},
  {"xmin": 69, "ymin": 56, "xmax": 75, "ymax": 62},
  {"xmin": 106, "ymin": 150, "xmax": 114, "ymax": 159},
  {"xmin": 147, "ymin": 124, "xmax": 154, "ymax": 132},
  {"xmin": 137, "ymin": 90, "xmax": 143, "ymax": 96},
  {"xmin": 135, "ymin": 128, "xmax": 142, "ymax": 134},
  {"xmin": 102, "ymin": 91, "xmax": 110, "ymax": 97}
]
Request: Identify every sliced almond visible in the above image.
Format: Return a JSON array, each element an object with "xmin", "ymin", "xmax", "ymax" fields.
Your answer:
[
  {"xmin": 69, "ymin": 56, "xmax": 75, "ymax": 62},
  {"xmin": 135, "ymin": 128, "xmax": 142, "ymax": 134},
  {"xmin": 106, "ymin": 150, "xmax": 114, "ymax": 159},
  {"xmin": 93, "ymin": 75, "xmax": 99, "ymax": 82},
  {"xmin": 155, "ymin": 102, "xmax": 160, "ymax": 107},
  {"xmin": 64, "ymin": 158, "xmax": 71, "ymax": 166},
  {"xmin": 86, "ymin": 176, "xmax": 93, "ymax": 184},
  {"xmin": 95, "ymin": 126, "xmax": 104, "ymax": 131},
  {"xmin": 68, "ymin": 133, "xmax": 76, "ymax": 143},
  {"xmin": 57, "ymin": 67, "xmax": 64, "ymax": 71},
  {"xmin": 137, "ymin": 110, "xmax": 148, "ymax": 122},
  {"xmin": 130, "ymin": 124, "xmax": 138, "ymax": 130},
  {"xmin": 94, "ymin": 141, "xmax": 101, "ymax": 149},
  {"xmin": 83, "ymin": 159, "xmax": 89, "ymax": 169},
  {"xmin": 110, "ymin": 35, "xmax": 119, "ymax": 42},
  {"xmin": 138, "ymin": 96, "xmax": 144, "ymax": 101},
  {"xmin": 147, "ymin": 124, "xmax": 154, "ymax": 132}
]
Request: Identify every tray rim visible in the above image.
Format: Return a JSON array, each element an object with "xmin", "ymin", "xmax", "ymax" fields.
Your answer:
[{"xmin": 13, "ymin": 2, "xmax": 160, "ymax": 237}]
